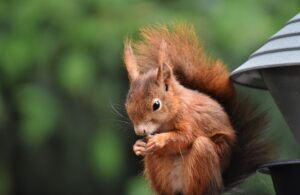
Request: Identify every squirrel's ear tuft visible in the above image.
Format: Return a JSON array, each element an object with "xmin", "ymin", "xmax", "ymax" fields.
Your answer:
[
  {"xmin": 158, "ymin": 39, "xmax": 168, "ymax": 66},
  {"xmin": 124, "ymin": 38, "xmax": 139, "ymax": 82},
  {"xmin": 157, "ymin": 40, "xmax": 173, "ymax": 84}
]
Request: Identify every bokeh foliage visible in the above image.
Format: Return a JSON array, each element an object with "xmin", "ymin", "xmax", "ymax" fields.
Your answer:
[{"xmin": 0, "ymin": 0, "xmax": 300, "ymax": 194}]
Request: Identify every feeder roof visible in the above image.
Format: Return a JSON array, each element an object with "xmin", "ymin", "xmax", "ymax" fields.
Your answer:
[{"xmin": 231, "ymin": 13, "xmax": 300, "ymax": 89}]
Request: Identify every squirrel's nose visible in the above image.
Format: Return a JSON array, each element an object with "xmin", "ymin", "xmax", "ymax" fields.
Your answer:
[
  {"xmin": 135, "ymin": 130, "xmax": 146, "ymax": 136},
  {"xmin": 134, "ymin": 126, "xmax": 147, "ymax": 136}
]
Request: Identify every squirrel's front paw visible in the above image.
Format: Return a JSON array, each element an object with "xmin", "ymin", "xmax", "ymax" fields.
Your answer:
[
  {"xmin": 146, "ymin": 134, "xmax": 166, "ymax": 154},
  {"xmin": 133, "ymin": 139, "xmax": 147, "ymax": 156}
]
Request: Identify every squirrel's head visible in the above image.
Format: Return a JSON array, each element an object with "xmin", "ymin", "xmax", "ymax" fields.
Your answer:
[{"xmin": 123, "ymin": 39, "xmax": 178, "ymax": 136}]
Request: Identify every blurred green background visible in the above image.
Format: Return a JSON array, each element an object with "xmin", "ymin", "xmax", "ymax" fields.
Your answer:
[{"xmin": 0, "ymin": 0, "xmax": 300, "ymax": 194}]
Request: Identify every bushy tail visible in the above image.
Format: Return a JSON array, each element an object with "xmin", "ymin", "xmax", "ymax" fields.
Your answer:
[
  {"xmin": 222, "ymin": 98, "xmax": 273, "ymax": 189},
  {"xmin": 130, "ymin": 23, "xmax": 272, "ymax": 189}
]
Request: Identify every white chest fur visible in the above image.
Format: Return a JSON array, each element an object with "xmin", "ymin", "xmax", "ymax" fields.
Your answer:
[{"xmin": 169, "ymin": 157, "xmax": 184, "ymax": 192}]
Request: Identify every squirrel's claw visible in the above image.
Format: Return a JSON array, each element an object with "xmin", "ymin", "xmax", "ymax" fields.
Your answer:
[
  {"xmin": 133, "ymin": 139, "xmax": 147, "ymax": 156},
  {"xmin": 146, "ymin": 134, "xmax": 166, "ymax": 154}
]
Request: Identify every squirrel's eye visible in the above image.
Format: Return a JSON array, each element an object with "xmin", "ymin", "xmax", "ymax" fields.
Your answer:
[{"xmin": 152, "ymin": 99, "xmax": 161, "ymax": 111}]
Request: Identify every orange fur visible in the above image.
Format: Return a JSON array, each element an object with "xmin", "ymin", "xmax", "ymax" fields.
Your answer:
[{"xmin": 124, "ymin": 23, "xmax": 271, "ymax": 195}]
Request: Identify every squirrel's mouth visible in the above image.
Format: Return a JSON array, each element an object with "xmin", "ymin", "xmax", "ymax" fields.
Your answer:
[
  {"xmin": 146, "ymin": 131, "xmax": 157, "ymax": 137},
  {"xmin": 143, "ymin": 131, "xmax": 158, "ymax": 139},
  {"xmin": 143, "ymin": 132, "xmax": 158, "ymax": 142}
]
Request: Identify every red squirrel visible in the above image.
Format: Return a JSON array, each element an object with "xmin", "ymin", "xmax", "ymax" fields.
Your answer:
[{"xmin": 124, "ymin": 23, "xmax": 271, "ymax": 195}]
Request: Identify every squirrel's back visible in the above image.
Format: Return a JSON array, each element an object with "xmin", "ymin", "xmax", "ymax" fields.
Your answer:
[{"xmin": 129, "ymin": 23, "xmax": 272, "ymax": 190}]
